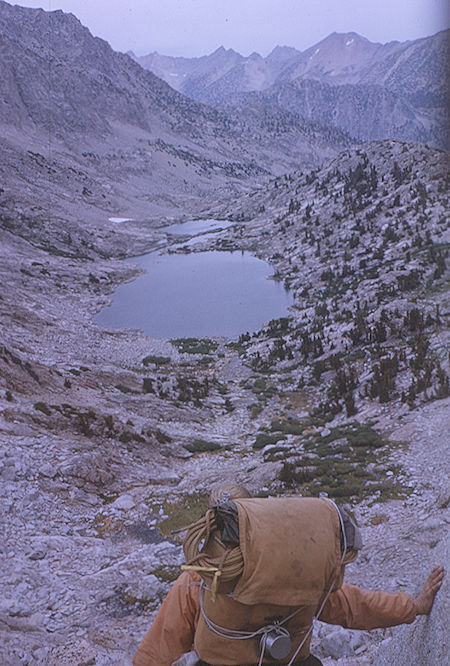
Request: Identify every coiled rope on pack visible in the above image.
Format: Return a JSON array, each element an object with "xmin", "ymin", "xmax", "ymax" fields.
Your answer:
[
  {"xmin": 180, "ymin": 505, "xmax": 358, "ymax": 602},
  {"xmin": 180, "ymin": 509, "xmax": 244, "ymax": 600}
]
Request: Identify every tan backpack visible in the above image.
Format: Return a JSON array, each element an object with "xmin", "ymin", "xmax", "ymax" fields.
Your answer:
[{"xmin": 183, "ymin": 497, "xmax": 347, "ymax": 665}]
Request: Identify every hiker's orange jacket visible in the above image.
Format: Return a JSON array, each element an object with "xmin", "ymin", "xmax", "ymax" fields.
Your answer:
[{"xmin": 133, "ymin": 571, "xmax": 417, "ymax": 666}]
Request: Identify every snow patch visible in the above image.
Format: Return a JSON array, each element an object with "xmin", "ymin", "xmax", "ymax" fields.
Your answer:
[
  {"xmin": 108, "ymin": 217, "xmax": 133, "ymax": 224},
  {"xmin": 346, "ymin": 39, "xmax": 354, "ymax": 46}
]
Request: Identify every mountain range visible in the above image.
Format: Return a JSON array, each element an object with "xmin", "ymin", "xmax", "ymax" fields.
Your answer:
[
  {"xmin": 0, "ymin": 0, "xmax": 354, "ymax": 223},
  {"xmin": 132, "ymin": 30, "xmax": 449, "ymax": 148}
]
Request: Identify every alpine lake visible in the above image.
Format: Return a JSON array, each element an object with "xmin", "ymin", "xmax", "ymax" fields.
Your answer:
[{"xmin": 95, "ymin": 219, "xmax": 294, "ymax": 339}]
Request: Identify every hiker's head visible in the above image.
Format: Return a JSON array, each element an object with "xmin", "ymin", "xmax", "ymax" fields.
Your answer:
[{"xmin": 208, "ymin": 483, "xmax": 251, "ymax": 507}]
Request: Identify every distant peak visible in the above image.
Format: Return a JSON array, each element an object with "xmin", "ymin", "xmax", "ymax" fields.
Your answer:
[
  {"xmin": 209, "ymin": 45, "xmax": 243, "ymax": 60},
  {"xmin": 267, "ymin": 45, "xmax": 301, "ymax": 61},
  {"xmin": 211, "ymin": 46, "xmax": 237, "ymax": 55},
  {"xmin": 327, "ymin": 31, "xmax": 361, "ymax": 40},
  {"xmin": 135, "ymin": 50, "xmax": 159, "ymax": 61},
  {"xmin": 305, "ymin": 31, "xmax": 380, "ymax": 53}
]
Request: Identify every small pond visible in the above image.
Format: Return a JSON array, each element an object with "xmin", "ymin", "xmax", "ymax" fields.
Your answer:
[
  {"xmin": 163, "ymin": 218, "xmax": 233, "ymax": 235},
  {"xmin": 95, "ymin": 250, "xmax": 294, "ymax": 339}
]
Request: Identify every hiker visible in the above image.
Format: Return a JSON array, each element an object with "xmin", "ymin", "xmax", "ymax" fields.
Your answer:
[{"xmin": 133, "ymin": 484, "xmax": 444, "ymax": 666}]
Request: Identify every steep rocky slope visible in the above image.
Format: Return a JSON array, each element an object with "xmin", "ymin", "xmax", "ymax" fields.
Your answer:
[
  {"xmin": 0, "ymin": 0, "xmax": 238, "ymax": 140},
  {"xmin": 222, "ymin": 79, "xmax": 443, "ymax": 146},
  {"xmin": 1, "ymin": 138, "xmax": 448, "ymax": 664},
  {"xmin": 192, "ymin": 140, "xmax": 450, "ymax": 439}
]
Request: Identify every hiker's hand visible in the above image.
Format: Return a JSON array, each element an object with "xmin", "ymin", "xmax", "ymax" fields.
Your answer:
[{"xmin": 414, "ymin": 566, "xmax": 444, "ymax": 615}]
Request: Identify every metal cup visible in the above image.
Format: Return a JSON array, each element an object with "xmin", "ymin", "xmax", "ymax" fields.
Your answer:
[{"xmin": 260, "ymin": 628, "xmax": 292, "ymax": 660}]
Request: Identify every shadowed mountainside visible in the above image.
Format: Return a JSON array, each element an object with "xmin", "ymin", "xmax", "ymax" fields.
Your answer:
[{"xmin": 0, "ymin": 0, "xmax": 355, "ymax": 221}]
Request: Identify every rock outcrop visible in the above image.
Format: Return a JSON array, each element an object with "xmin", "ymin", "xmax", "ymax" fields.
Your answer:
[{"xmin": 374, "ymin": 536, "xmax": 448, "ymax": 666}]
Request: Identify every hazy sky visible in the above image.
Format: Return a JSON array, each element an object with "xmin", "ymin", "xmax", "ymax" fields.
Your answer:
[{"xmin": 8, "ymin": 0, "xmax": 450, "ymax": 56}]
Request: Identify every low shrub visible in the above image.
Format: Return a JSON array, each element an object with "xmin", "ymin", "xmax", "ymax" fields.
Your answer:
[
  {"xmin": 346, "ymin": 425, "xmax": 384, "ymax": 448},
  {"xmin": 279, "ymin": 462, "xmax": 316, "ymax": 484},
  {"xmin": 115, "ymin": 383, "xmax": 139, "ymax": 395},
  {"xmin": 198, "ymin": 356, "xmax": 214, "ymax": 365},
  {"xmin": 270, "ymin": 418, "xmax": 304, "ymax": 435},
  {"xmin": 253, "ymin": 432, "xmax": 285, "ymax": 450},
  {"xmin": 34, "ymin": 401, "xmax": 51, "ymax": 415},
  {"xmin": 142, "ymin": 355, "xmax": 171, "ymax": 366},
  {"xmin": 142, "ymin": 378, "xmax": 154, "ymax": 394},
  {"xmin": 183, "ymin": 438, "xmax": 221, "ymax": 453},
  {"xmin": 171, "ymin": 338, "xmax": 218, "ymax": 355}
]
